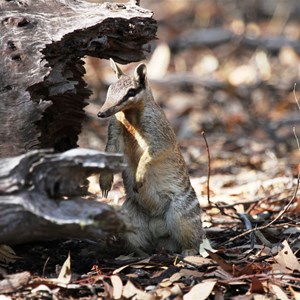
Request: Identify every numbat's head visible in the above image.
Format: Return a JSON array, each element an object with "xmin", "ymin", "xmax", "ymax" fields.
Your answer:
[{"xmin": 98, "ymin": 59, "xmax": 148, "ymax": 118}]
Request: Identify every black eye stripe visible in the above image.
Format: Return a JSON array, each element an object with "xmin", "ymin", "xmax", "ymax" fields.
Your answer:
[
  {"xmin": 117, "ymin": 86, "xmax": 144, "ymax": 105},
  {"xmin": 127, "ymin": 88, "xmax": 137, "ymax": 97}
]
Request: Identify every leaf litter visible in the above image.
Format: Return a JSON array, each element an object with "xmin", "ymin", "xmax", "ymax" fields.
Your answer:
[{"xmin": 3, "ymin": 0, "xmax": 300, "ymax": 298}]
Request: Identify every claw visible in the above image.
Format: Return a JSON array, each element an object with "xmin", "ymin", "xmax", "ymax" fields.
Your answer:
[
  {"xmin": 102, "ymin": 189, "xmax": 109, "ymax": 198},
  {"xmin": 99, "ymin": 172, "xmax": 113, "ymax": 198}
]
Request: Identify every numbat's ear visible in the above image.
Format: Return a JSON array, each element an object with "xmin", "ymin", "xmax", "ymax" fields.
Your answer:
[
  {"xmin": 110, "ymin": 58, "xmax": 124, "ymax": 78},
  {"xmin": 134, "ymin": 63, "xmax": 147, "ymax": 86}
]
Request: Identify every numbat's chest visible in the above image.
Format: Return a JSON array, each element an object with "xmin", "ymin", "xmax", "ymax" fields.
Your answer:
[{"xmin": 116, "ymin": 112, "xmax": 147, "ymax": 148}]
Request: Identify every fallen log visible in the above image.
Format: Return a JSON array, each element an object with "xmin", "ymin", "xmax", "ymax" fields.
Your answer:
[{"xmin": 0, "ymin": 148, "xmax": 127, "ymax": 245}]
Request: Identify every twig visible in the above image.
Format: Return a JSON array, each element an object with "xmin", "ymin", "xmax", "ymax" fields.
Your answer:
[
  {"xmin": 294, "ymin": 83, "xmax": 300, "ymax": 111},
  {"xmin": 42, "ymin": 256, "xmax": 50, "ymax": 277},
  {"xmin": 201, "ymin": 131, "xmax": 211, "ymax": 206},
  {"xmin": 293, "ymin": 127, "xmax": 300, "ymax": 150},
  {"xmin": 223, "ymin": 172, "xmax": 300, "ymax": 245}
]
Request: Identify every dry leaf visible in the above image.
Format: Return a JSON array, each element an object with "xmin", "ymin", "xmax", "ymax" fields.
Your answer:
[
  {"xmin": 122, "ymin": 281, "xmax": 155, "ymax": 300},
  {"xmin": 179, "ymin": 269, "xmax": 204, "ymax": 278},
  {"xmin": 184, "ymin": 256, "xmax": 214, "ymax": 266},
  {"xmin": 156, "ymin": 287, "xmax": 172, "ymax": 299},
  {"xmin": 31, "ymin": 284, "xmax": 52, "ymax": 294},
  {"xmin": 290, "ymin": 286, "xmax": 300, "ymax": 300},
  {"xmin": 273, "ymin": 240, "xmax": 300, "ymax": 273},
  {"xmin": 207, "ymin": 250, "xmax": 232, "ymax": 273},
  {"xmin": 103, "ymin": 280, "xmax": 113, "ymax": 299},
  {"xmin": 159, "ymin": 278, "xmax": 173, "ymax": 288},
  {"xmin": 199, "ymin": 238, "xmax": 217, "ymax": 258},
  {"xmin": 253, "ymin": 295, "xmax": 270, "ymax": 300},
  {"xmin": 250, "ymin": 276, "xmax": 265, "ymax": 294},
  {"xmin": 113, "ymin": 258, "xmax": 150, "ymax": 274},
  {"xmin": 53, "ymin": 252, "xmax": 72, "ymax": 285},
  {"xmin": 235, "ymin": 262, "xmax": 271, "ymax": 277},
  {"xmin": 171, "ymin": 284, "xmax": 183, "ymax": 296},
  {"xmin": 169, "ymin": 272, "xmax": 183, "ymax": 282},
  {"xmin": 110, "ymin": 275, "xmax": 123, "ymax": 299},
  {"xmin": 270, "ymin": 284, "xmax": 289, "ymax": 300},
  {"xmin": 126, "ymin": 273, "xmax": 139, "ymax": 278},
  {"xmin": 159, "ymin": 272, "xmax": 183, "ymax": 288},
  {"xmin": 183, "ymin": 280, "xmax": 216, "ymax": 300}
]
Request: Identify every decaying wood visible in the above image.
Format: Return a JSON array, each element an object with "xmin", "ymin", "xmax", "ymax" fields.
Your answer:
[
  {"xmin": 0, "ymin": 0, "xmax": 157, "ymax": 157},
  {"xmin": 0, "ymin": 148, "xmax": 127, "ymax": 245}
]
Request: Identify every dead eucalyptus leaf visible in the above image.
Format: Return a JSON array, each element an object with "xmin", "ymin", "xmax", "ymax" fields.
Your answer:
[
  {"xmin": 270, "ymin": 284, "xmax": 289, "ymax": 300},
  {"xmin": 199, "ymin": 238, "xmax": 217, "ymax": 258},
  {"xmin": 111, "ymin": 275, "xmax": 123, "ymax": 299},
  {"xmin": 183, "ymin": 280, "xmax": 216, "ymax": 300},
  {"xmin": 273, "ymin": 240, "xmax": 300, "ymax": 273},
  {"xmin": 53, "ymin": 252, "xmax": 72, "ymax": 285}
]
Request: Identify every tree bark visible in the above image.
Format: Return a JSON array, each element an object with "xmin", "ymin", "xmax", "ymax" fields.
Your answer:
[{"xmin": 0, "ymin": 0, "xmax": 157, "ymax": 157}]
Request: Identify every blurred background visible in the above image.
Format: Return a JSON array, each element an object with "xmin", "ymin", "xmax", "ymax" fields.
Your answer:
[{"xmin": 80, "ymin": 0, "xmax": 300, "ymax": 208}]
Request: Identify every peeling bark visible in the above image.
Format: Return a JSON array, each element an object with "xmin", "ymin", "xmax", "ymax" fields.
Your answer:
[{"xmin": 0, "ymin": 0, "xmax": 157, "ymax": 157}]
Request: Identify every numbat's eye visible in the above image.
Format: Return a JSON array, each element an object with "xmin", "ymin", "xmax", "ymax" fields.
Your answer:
[{"xmin": 127, "ymin": 89, "xmax": 137, "ymax": 97}]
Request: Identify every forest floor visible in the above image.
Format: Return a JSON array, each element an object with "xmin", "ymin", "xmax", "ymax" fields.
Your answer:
[{"xmin": 1, "ymin": 0, "xmax": 300, "ymax": 299}]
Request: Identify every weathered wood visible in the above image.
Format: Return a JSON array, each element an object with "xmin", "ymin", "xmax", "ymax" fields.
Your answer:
[
  {"xmin": 0, "ymin": 0, "xmax": 157, "ymax": 157},
  {"xmin": 0, "ymin": 148, "xmax": 127, "ymax": 245}
]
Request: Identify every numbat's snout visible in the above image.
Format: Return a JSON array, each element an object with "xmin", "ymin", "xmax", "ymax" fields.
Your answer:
[{"xmin": 98, "ymin": 59, "xmax": 204, "ymax": 256}]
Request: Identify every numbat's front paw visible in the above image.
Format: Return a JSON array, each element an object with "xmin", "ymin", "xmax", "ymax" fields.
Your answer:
[{"xmin": 100, "ymin": 173, "xmax": 113, "ymax": 198}]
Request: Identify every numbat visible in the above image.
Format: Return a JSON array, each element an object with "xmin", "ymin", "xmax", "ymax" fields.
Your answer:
[{"xmin": 98, "ymin": 59, "xmax": 204, "ymax": 255}]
